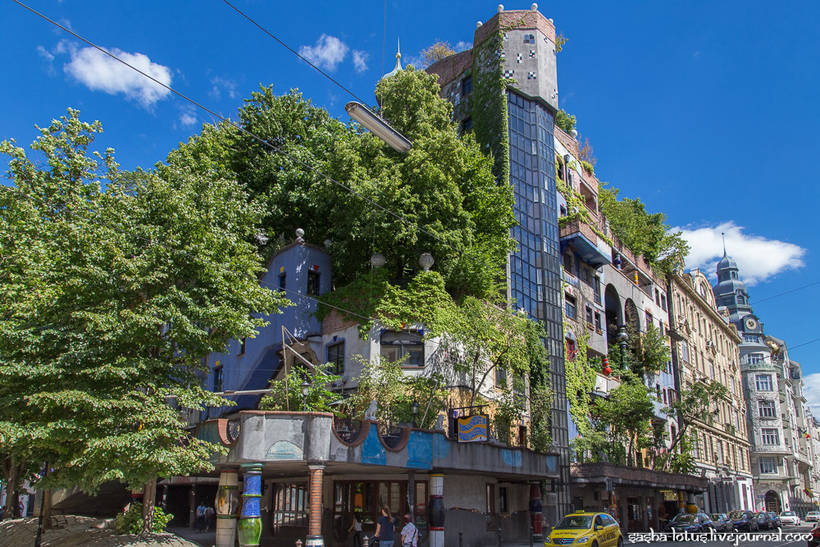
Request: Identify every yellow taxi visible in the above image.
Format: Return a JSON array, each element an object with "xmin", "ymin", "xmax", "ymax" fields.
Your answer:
[{"xmin": 546, "ymin": 511, "xmax": 623, "ymax": 547}]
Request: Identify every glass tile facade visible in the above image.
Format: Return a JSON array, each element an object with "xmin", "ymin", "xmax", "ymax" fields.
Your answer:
[{"xmin": 506, "ymin": 90, "xmax": 568, "ymax": 452}]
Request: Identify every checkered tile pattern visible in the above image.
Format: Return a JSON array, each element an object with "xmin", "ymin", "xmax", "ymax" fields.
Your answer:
[{"xmin": 503, "ymin": 69, "xmax": 515, "ymax": 79}]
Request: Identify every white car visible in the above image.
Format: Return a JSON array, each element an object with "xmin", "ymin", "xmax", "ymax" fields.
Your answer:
[
  {"xmin": 780, "ymin": 511, "xmax": 800, "ymax": 525},
  {"xmin": 805, "ymin": 511, "xmax": 820, "ymax": 522}
]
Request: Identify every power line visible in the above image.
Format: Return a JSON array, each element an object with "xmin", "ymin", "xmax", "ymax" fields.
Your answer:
[
  {"xmin": 788, "ymin": 337, "xmax": 820, "ymax": 351},
  {"xmin": 220, "ymin": 0, "xmax": 370, "ymax": 106},
  {"xmin": 12, "ymin": 0, "xmax": 448, "ymax": 250},
  {"xmin": 755, "ymin": 281, "xmax": 820, "ymax": 304}
]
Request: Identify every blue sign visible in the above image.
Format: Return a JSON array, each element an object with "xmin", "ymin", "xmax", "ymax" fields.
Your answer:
[{"xmin": 457, "ymin": 415, "xmax": 489, "ymax": 442}]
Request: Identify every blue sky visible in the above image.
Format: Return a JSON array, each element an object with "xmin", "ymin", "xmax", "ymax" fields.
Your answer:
[{"xmin": 2, "ymin": 1, "xmax": 818, "ymax": 398}]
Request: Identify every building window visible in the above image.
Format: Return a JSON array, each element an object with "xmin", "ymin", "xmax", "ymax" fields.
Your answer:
[
  {"xmin": 760, "ymin": 457, "xmax": 777, "ymax": 474},
  {"xmin": 239, "ymin": 337, "xmax": 246, "ymax": 355},
  {"xmin": 563, "ymin": 252, "xmax": 573, "ymax": 273},
  {"xmin": 680, "ymin": 341, "xmax": 689, "ymax": 363},
  {"xmin": 758, "ymin": 399, "xmax": 776, "ymax": 418},
  {"xmin": 380, "ymin": 330, "xmax": 424, "ymax": 367},
  {"xmin": 523, "ymin": 33, "xmax": 535, "ymax": 44},
  {"xmin": 213, "ymin": 363, "xmax": 223, "ymax": 393},
  {"xmin": 655, "ymin": 289, "xmax": 661, "ymax": 306},
  {"xmin": 307, "ymin": 270, "xmax": 320, "ymax": 296},
  {"xmin": 327, "ymin": 341, "xmax": 345, "ymax": 375},
  {"xmin": 485, "ymin": 484, "xmax": 495, "ymax": 514},
  {"xmin": 645, "ymin": 311, "xmax": 653, "ymax": 328},
  {"xmin": 499, "ymin": 486, "xmax": 509, "ymax": 513},
  {"xmin": 565, "ymin": 296, "xmax": 577, "ymax": 319},
  {"xmin": 585, "ymin": 306, "xmax": 593, "ymax": 325},
  {"xmin": 272, "ymin": 483, "xmax": 308, "ymax": 530},
  {"xmin": 761, "ymin": 428, "xmax": 779, "ymax": 446},
  {"xmin": 660, "ymin": 293, "xmax": 667, "ymax": 311},
  {"xmin": 744, "ymin": 334, "xmax": 760, "ymax": 343},
  {"xmin": 593, "ymin": 277, "xmax": 601, "ymax": 304},
  {"xmin": 278, "ymin": 271, "xmax": 286, "ymax": 291},
  {"xmin": 747, "ymin": 354, "xmax": 765, "ymax": 364},
  {"xmin": 565, "ymin": 338, "xmax": 577, "ymax": 360},
  {"xmin": 594, "ymin": 312, "xmax": 602, "ymax": 331},
  {"xmin": 755, "ymin": 374, "xmax": 773, "ymax": 391}
]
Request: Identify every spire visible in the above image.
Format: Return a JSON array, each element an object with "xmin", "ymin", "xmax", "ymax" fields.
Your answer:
[
  {"xmin": 722, "ymin": 232, "xmax": 726, "ymax": 257},
  {"xmin": 381, "ymin": 37, "xmax": 403, "ymax": 79}
]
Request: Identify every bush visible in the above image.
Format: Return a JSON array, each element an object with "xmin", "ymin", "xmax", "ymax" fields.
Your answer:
[{"xmin": 115, "ymin": 503, "xmax": 174, "ymax": 534}]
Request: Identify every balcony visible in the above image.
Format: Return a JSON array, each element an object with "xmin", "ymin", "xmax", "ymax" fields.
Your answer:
[{"xmin": 560, "ymin": 218, "xmax": 611, "ymax": 267}]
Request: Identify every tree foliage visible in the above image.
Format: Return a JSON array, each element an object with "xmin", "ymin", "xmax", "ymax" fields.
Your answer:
[
  {"xmin": 555, "ymin": 109, "xmax": 576, "ymax": 134},
  {"xmin": 259, "ymin": 364, "xmax": 342, "ymax": 414},
  {"xmin": 166, "ymin": 70, "xmax": 515, "ymax": 300},
  {"xmin": 420, "ymin": 41, "xmax": 457, "ymax": 67},
  {"xmin": 591, "ymin": 374, "xmax": 656, "ymax": 466},
  {"xmin": 0, "ymin": 110, "xmax": 286, "ymax": 503},
  {"xmin": 599, "ymin": 185, "xmax": 690, "ymax": 275}
]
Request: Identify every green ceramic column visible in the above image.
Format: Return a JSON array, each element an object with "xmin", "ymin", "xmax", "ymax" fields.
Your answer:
[{"xmin": 237, "ymin": 463, "xmax": 263, "ymax": 547}]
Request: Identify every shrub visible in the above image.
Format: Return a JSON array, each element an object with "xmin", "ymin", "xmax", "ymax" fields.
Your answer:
[{"xmin": 115, "ymin": 503, "xmax": 174, "ymax": 534}]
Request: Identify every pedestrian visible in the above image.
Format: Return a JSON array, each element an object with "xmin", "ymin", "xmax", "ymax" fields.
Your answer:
[
  {"xmin": 374, "ymin": 506, "xmax": 395, "ymax": 547},
  {"xmin": 195, "ymin": 502, "xmax": 206, "ymax": 531},
  {"xmin": 205, "ymin": 505, "xmax": 215, "ymax": 531},
  {"xmin": 400, "ymin": 513, "xmax": 418, "ymax": 547},
  {"xmin": 348, "ymin": 511, "xmax": 363, "ymax": 547}
]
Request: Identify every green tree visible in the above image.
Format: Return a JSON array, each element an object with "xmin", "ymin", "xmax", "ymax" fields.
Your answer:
[
  {"xmin": 661, "ymin": 380, "xmax": 728, "ymax": 458},
  {"xmin": 555, "ymin": 109, "xmax": 576, "ymax": 134},
  {"xmin": 592, "ymin": 375, "xmax": 655, "ymax": 466},
  {"xmin": 599, "ymin": 186, "xmax": 689, "ymax": 275},
  {"xmin": 0, "ymin": 110, "xmax": 287, "ymax": 532},
  {"xmin": 419, "ymin": 41, "xmax": 456, "ymax": 67},
  {"xmin": 259, "ymin": 364, "xmax": 342, "ymax": 413}
]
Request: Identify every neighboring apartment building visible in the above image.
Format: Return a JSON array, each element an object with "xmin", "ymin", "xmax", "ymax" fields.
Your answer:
[
  {"xmin": 712, "ymin": 253, "xmax": 818, "ymax": 515},
  {"xmin": 668, "ymin": 269, "xmax": 753, "ymax": 512}
]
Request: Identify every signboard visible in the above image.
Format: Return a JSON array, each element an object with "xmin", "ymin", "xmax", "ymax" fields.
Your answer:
[
  {"xmin": 659, "ymin": 489, "xmax": 678, "ymax": 501},
  {"xmin": 457, "ymin": 414, "xmax": 489, "ymax": 443}
]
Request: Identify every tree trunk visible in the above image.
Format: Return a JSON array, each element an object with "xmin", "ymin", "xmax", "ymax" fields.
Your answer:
[
  {"xmin": 6, "ymin": 457, "xmax": 21, "ymax": 519},
  {"xmin": 140, "ymin": 478, "xmax": 157, "ymax": 536},
  {"xmin": 41, "ymin": 488, "xmax": 52, "ymax": 530}
]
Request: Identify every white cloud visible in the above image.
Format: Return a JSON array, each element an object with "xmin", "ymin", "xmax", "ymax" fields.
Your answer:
[
  {"xmin": 178, "ymin": 110, "xmax": 197, "ymax": 128},
  {"xmin": 804, "ymin": 373, "xmax": 820, "ymax": 414},
  {"xmin": 455, "ymin": 41, "xmax": 472, "ymax": 52},
  {"xmin": 299, "ymin": 34, "xmax": 348, "ymax": 71},
  {"xmin": 352, "ymin": 50, "xmax": 368, "ymax": 73},
  {"xmin": 209, "ymin": 76, "xmax": 237, "ymax": 100},
  {"xmin": 36, "ymin": 45, "xmax": 54, "ymax": 62},
  {"xmin": 63, "ymin": 45, "xmax": 172, "ymax": 108},
  {"xmin": 676, "ymin": 221, "xmax": 806, "ymax": 286}
]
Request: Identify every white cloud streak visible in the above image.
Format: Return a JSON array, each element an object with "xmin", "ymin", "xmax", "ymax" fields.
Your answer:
[
  {"xmin": 676, "ymin": 221, "xmax": 806, "ymax": 286},
  {"xmin": 209, "ymin": 76, "xmax": 237, "ymax": 100},
  {"xmin": 63, "ymin": 44, "xmax": 172, "ymax": 108},
  {"xmin": 803, "ymin": 373, "xmax": 820, "ymax": 414},
  {"xmin": 299, "ymin": 34, "xmax": 348, "ymax": 71},
  {"xmin": 352, "ymin": 50, "xmax": 368, "ymax": 73}
]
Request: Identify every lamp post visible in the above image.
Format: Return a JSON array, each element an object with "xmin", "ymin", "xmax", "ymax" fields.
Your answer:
[
  {"xmin": 301, "ymin": 380, "xmax": 310, "ymax": 411},
  {"xmin": 412, "ymin": 400, "xmax": 419, "ymax": 428}
]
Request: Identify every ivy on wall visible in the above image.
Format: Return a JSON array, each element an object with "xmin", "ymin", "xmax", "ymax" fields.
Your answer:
[
  {"xmin": 563, "ymin": 321, "xmax": 598, "ymax": 452},
  {"xmin": 555, "ymin": 158, "xmax": 613, "ymax": 247},
  {"xmin": 472, "ymin": 30, "xmax": 510, "ymax": 186}
]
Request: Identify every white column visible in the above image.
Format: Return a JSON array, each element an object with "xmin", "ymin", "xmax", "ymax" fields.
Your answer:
[
  {"xmin": 429, "ymin": 474, "xmax": 445, "ymax": 547},
  {"xmin": 215, "ymin": 469, "xmax": 239, "ymax": 547}
]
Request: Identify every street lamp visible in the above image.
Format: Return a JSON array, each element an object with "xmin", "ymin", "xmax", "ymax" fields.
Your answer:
[
  {"xmin": 412, "ymin": 400, "xmax": 419, "ymax": 427},
  {"xmin": 418, "ymin": 252, "xmax": 434, "ymax": 272},
  {"xmin": 300, "ymin": 380, "xmax": 310, "ymax": 411},
  {"xmin": 617, "ymin": 326, "xmax": 629, "ymax": 370},
  {"xmin": 345, "ymin": 101, "xmax": 412, "ymax": 153}
]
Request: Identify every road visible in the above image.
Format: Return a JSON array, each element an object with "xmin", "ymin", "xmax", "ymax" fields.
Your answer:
[{"xmin": 625, "ymin": 524, "xmax": 815, "ymax": 547}]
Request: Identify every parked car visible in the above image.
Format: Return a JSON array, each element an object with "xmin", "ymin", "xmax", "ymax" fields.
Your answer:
[
  {"xmin": 809, "ymin": 522, "xmax": 820, "ymax": 547},
  {"xmin": 756, "ymin": 511, "xmax": 772, "ymax": 530},
  {"xmin": 780, "ymin": 511, "xmax": 800, "ymax": 526},
  {"xmin": 768, "ymin": 512, "xmax": 782, "ymax": 528},
  {"xmin": 807, "ymin": 511, "xmax": 820, "ymax": 523},
  {"xmin": 728, "ymin": 510, "xmax": 759, "ymax": 532},
  {"xmin": 547, "ymin": 511, "xmax": 623, "ymax": 547},
  {"xmin": 664, "ymin": 512, "xmax": 714, "ymax": 534},
  {"xmin": 710, "ymin": 513, "xmax": 732, "ymax": 532}
]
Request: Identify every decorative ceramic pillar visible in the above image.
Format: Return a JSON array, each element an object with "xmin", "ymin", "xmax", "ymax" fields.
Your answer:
[
  {"xmin": 238, "ymin": 463, "xmax": 263, "ymax": 547},
  {"xmin": 428, "ymin": 473, "xmax": 445, "ymax": 547},
  {"xmin": 306, "ymin": 465, "xmax": 325, "ymax": 547},
  {"xmin": 215, "ymin": 468, "xmax": 240, "ymax": 547}
]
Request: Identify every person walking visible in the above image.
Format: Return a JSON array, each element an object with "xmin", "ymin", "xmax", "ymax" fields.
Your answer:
[
  {"xmin": 374, "ymin": 506, "xmax": 395, "ymax": 547},
  {"xmin": 400, "ymin": 513, "xmax": 418, "ymax": 547},
  {"xmin": 347, "ymin": 511, "xmax": 363, "ymax": 547},
  {"xmin": 195, "ymin": 502, "xmax": 206, "ymax": 531}
]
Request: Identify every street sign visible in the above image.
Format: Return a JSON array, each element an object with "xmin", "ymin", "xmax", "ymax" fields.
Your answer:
[{"xmin": 457, "ymin": 414, "xmax": 489, "ymax": 442}]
